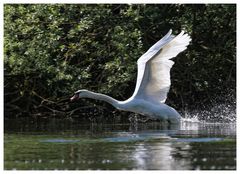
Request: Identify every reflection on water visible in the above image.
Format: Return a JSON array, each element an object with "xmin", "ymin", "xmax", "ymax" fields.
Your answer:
[
  {"xmin": 4, "ymin": 117, "xmax": 236, "ymax": 170},
  {"xmin": 175, "ymin": 137, "xmax": 223, "ymax": 142}
]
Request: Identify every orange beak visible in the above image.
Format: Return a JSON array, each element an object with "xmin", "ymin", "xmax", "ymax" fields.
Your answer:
[{"xmin": 70, "ymin": 94, "xmax": 79, "ymax": 102}]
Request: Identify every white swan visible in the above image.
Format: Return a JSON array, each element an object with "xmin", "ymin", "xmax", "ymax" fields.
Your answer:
[{"xmin": 71, "ymin": 29, "xmax": 191, "ymax": 123}]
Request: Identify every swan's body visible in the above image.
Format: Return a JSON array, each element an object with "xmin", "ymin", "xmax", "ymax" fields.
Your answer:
[{"xmin": 71, "ymin": 30, "xmax": 191, "ymax": 124}]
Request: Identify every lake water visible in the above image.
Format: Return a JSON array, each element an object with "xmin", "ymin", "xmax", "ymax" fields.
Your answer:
[{"xmin": 4, "ymin": 117, "xmax": 236, "ymax": 170}]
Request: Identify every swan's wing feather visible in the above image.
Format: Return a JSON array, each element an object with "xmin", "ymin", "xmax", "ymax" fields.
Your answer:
[
  {"xmin": 132, "ymin": 29, "xmax": 174, "ymax": 97},
  {"xmin": 137, "ymin": 29, "xmax": 174, "ymax": 64},
  {"xmin": 132, "ymin": 30, "xmax": 191, "ymax": 103}
]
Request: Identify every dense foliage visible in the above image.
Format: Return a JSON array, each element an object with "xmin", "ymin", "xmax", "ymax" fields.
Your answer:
[{"xmin": 4, "ymin": 4, "xmax": 236, "ymax": 118}]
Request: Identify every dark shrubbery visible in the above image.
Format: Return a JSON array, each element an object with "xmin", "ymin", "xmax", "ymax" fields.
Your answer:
[{"xmin": 4, "ymin": 4, "xmax": 236, "ymax": 117}]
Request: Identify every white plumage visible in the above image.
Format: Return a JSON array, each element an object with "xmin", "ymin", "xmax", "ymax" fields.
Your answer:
[
  {"xmin": 133, "ymin": 29, "xmax": 191, "ymax": 103},
  {"xmin": 71, "ymin": 29, "xmax": 191, "ymax": 124}
]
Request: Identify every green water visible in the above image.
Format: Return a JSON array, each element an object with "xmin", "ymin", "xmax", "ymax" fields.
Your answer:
[{"xmin": 4, "ymin": 118, "xmax": 236, "ymax": 170}]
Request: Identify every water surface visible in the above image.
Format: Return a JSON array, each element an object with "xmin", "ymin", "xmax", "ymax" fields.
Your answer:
[{"xmin": 4, "ymin": 118, "xmax": 236, "ymax": 170}]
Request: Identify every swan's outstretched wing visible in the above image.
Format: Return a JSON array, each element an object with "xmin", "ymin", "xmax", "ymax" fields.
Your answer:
[{"xmin": 132, "ymin": 30, "xmax": 191, "ymax": 103}]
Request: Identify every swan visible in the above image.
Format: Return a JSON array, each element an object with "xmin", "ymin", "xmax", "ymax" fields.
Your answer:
[{"xmin": 70, "ymin": 29, "xmax": 191, "ymax": 124}]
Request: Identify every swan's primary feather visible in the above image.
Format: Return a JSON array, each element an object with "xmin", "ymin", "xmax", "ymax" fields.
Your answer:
[{"xmin": 132, "ymin": 29, "xmax": 191, "ymax": 104}]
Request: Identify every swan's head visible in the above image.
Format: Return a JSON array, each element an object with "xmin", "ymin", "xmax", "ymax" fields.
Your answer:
[{"xmin": 70, "ymin": 89, "xmax": 90, "ymax": 101}]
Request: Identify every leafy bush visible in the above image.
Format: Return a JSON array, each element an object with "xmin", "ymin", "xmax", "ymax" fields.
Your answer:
[{"xmin": 4, "ymin": 4, "xmax": 236, "ymax": 117}]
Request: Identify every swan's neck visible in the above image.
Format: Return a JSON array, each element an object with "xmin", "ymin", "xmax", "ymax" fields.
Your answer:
[{"xmin": 83, "ymin": 91, "xmax": 123, "ymax": 109}]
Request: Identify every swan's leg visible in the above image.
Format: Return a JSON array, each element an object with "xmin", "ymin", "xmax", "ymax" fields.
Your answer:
[
  {"xmin": 128, "ymin": 113, "xmax": 139, "ymax": 124},
  {"xmin": 128, "ymin": 113, "xmax": 139, "ymax": 131}
]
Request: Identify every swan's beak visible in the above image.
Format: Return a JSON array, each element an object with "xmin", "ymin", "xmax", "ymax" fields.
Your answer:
[{"xmin": 70, "ymin": 94, "xmax": 79, "ymax": 102}]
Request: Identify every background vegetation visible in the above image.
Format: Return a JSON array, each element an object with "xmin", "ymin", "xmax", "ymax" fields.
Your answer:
[{"xmin": 4, "ymin": 4, "xmax": 236, "ymax": 119}]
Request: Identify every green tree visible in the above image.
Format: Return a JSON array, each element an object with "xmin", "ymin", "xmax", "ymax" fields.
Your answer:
[{"xmin": 4, "ymin": 4, "xmax": 236, "ymax": 117}]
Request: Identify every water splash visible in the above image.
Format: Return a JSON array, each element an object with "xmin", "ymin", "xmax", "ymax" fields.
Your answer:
[
  {"xmin": 181, "ymin": 113, "xmax": 200, "ymax": 123},
  {"xmin": 181, "ymin": 102, "xmax": 236, "ymax": 123},
  {"xmin": 179, "ymin": 90, "xmax": 236, "ymax": 123}
]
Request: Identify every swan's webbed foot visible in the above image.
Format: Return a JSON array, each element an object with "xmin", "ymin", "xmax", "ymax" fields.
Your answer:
[
  {"xmin": 129, "ymin": 113, "xmax": 151, "ymax": 123},
  {"xmin": 138, "ymin": 116, "xmax": 150, "ymax": 123}
]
